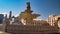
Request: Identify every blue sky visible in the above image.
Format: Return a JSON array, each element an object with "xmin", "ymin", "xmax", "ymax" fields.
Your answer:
[{"xmin": 0, "ymin": 0, "xmax": 60, "ymax": 20}]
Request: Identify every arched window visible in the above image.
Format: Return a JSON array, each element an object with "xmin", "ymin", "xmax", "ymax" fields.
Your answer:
[{"xmin": 58, "ymin": 17, "xmax": 60, "ymax": 21}]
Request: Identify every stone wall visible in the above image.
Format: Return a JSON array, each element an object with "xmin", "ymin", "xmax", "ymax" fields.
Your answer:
[
  {"xmin": 6, "ymin": 25, "xmax": 58, "ymax": 34},
  {"xmin": 0, "ymin": 24, "xmax": 5, "ymax": 31}
]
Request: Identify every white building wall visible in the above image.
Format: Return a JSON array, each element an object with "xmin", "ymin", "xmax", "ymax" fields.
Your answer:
[
  {"xmin": 48, "ymin": 15, "xmax": 54, "ymax": 26},
  {"xmin": 48, "ymin": 15, "xmax": 60, "ymax": 27}
]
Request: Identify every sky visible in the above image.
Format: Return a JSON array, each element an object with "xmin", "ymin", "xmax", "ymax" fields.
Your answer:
[{"xmin": 0, "ymin": 0, "xmax": 60, "ymax": 20}]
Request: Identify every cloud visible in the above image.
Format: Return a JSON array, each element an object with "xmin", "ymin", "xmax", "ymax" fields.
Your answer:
[
  {"xmin": 15, "ymin": 14, "xmax": 19, "ymax": 17},
  {"xmin": 33, "ymin": 19, "xmax": 41, "ymax": 21}
]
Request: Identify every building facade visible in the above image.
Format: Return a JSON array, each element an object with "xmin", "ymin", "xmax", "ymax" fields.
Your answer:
[
  {"xmin": 0, "ymin": 14, "xmax": 4, "ymax": 24},
  {"xmin": 48, "ymin": 15, "xmax": 60, "ymax": 28}
]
